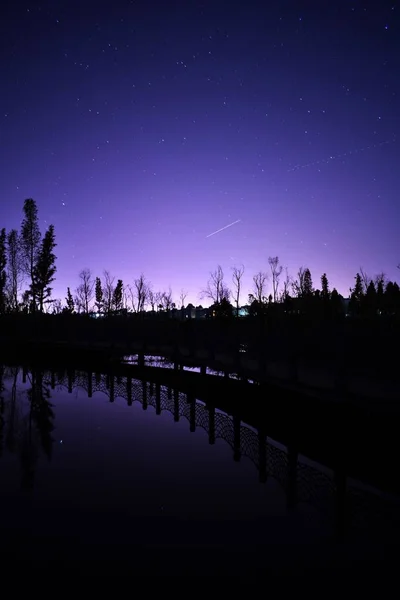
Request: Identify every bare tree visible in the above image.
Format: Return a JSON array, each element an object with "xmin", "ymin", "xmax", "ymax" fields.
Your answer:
[
  {"xmin": 291, "ymin": 266, "xmax": 306, "ymax": 297},
  {"xmin": 292, "ymin": 266, "xmax": 303, "ymax": 297},
  {"xmin": 231, "ymin": 264, "xmax": 244, "ymax": 317},
  {"xmin": 160, "ymin": 287, "xmax": 174, "ymax": 311},
  {"xmin": 179, "ymin": 288, "xmax": 188, "ymax": 309},
  {"xmin": 135, "ymin": 274, "xmax": 148, "ymax": 312},
  {"xmin": 359, "ymin": 267, "xmax": 370, "ymax": 294},
  {"xmin": 102, "ymin": 270, "xmax": 115, "ymax": 314},
  {"xmin": 75, "ymin": 268, "xmax": 94, "ymax": 313},
  {"xmin": 154, "ymin": 291, "xmax": 163, "ymax": 311},
  {"xmin": 127, "ymin": 274, "xmax": 148, "ymax": 312},
  {"xmin": 252, "ymin": 271, "xmax": 268, "ymax": 304},
  {"xmin": 280, "ymin": 268, "xmax": 292, "ymax": 301},
  {"xmin": 126, "ymin": 285, "xmax": 134, "ymax": 311},
  {"xmin": 51, "ymin": 298, "xmax": 63, "ymax": 314},
  {"xmin": 268, "ymin": 256, "xmax": 283, "ymax": 302},
  {"xmin": 147, "ymin": 286, "xmax": 156, "ymax": 311},
  {"xmin": 123, "ymin": 288, "xmax": 130, "ymax": 311},
  {"xmin": 201, "ymin": 265, "xmax": 230, "ymax": 304}
]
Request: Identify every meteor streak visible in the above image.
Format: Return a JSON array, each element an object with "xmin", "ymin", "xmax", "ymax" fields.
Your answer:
[
  {"xmin": 287, "ymin": 138, "xmax": 396, "ymax": 173},
  {"xmin": 206, "ymin": 219, "xmax": 241, "ymax": 238}
]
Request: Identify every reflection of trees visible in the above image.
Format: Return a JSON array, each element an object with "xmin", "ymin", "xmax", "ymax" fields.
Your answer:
[
  {"xmin": 1, "ymin": 363, "xmax": 399, "ymax": 540},
  {"xmin": 29, "ymin": 371, "xmax": 54, "ymax": 460},
  {"xmin": 6, "ymin": 366, "xmax": 20, "ymax": 455},
  {"xmin": 0, "ymin": 365, "xmax": 4, "ymax": 457},
  {"xmin": 20, "ymin": 370, "xmax": 54, "ymax": 489}
]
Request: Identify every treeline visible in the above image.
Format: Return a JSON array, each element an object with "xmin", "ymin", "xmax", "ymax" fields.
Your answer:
[{"xmin": 1, "ymin": 198, "xmax": 400, "ymax": 320}]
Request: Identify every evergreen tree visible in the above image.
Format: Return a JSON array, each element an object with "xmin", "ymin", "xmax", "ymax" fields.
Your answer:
[
  {"xmin": 95, "ymin": 277, "xmax": 103, "ymax": 313},
  {"xmin": 21, "ymin": 199, "xmax": 41, "ymax": 311},
  {"xmin": 65, "ymin": 287, "xmax": 75, "ymax": 313},
  {"xmin": 303, "ymin": 268, "xmax": 313, "ymax": 296},
  {"xmin": 330, "ymin": 288, "xmax": 343, "ymax": 316},
  {"xmin": 321, "ymin": 273, "xmax": 330, "ymax": 299},
  {"xmin": 6, "ymin": 229, "xmax": 22, "ymax": 312},
  {"xmin": 112, "ymin": 279, "xmax": 123, "ymax": 311},
  {"xmin": 349, "ymin": 272, "xmax": 364, "ymax": 315},
  {"xmin": 33, "ymin": 225, "xmax": 57, "ymax": 312},
  {"xmin": 0, "ymin": 228, "xmax": 7, "ymax": 314},
  {"xmin": 376, "ymin": 277, "xmax": 385, "ymax": 313},
  {"xmin": 364, "ymin": 280, "xmax": 377, "ymax": 316}
]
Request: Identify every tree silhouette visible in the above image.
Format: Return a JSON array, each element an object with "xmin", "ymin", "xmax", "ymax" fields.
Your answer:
[
  {"xmin": 6, "ymin": 229, "xmax": 22, "ymax": 312},
  {"xmin": 179, "ymin": 288, "xmax": 188, "ymax": 309},
  {"xmin": 359, "ymin": 267, "xmax": 370, "ymax": 294},
  {"xmin": 251, "ymin": 271, "xmax": 268, "ymax": 305},
  {"xmin": 51, "ymin": 298, "xmax": 63, "ymax": 314},
  {"xmin": 21, "ymin": 199, "xmax": 41, "ymax": 312},
  {"xmin": 384, "ymin": 281, "xmax": 399, "ymax": 314},
  {"xmin": 303, "ymin": 268, "xmax": 313, "ymax": 296},
  {"xmin": 232, "ymin": 265, "xmax": 244, "ymax": 317},
  {"xmin": 33, "ymin": 224, "xmax": 57, "ymax": 312},
  {"xmin": 375, "ymin": 273, "xmax": 385, "ymax": 313},
  {"xmin": 280, "ymin": 268, "xmax": 292, "ymax": 303},
  {"xmin": 364, "ymin": 280, "xmax": 377, "ymax": 315},
  {"xmin": 112, "ymin": 279, "xmax": 124, "ymax": 311},
  {"xmin": 147, "ymin": 285, "xmax": 156, "ymax": 312},
  {"xmin": 160, "ymin": 287, "xmax": 174, "ymax": 311},
  {"xmin": 330, "ymin": 288, "xmax": 343, "ymax": 316},
  {"xmin": 95, "ymin": 276, "xmax": 103, "ymax": 313},
  {"xmin": 349, "ymin": 272, "xmax": 364, "ymax": 315},
  {"xmin": 65, "ymin": 287, "xmax": 75, "ymax": 313},
  {"xmin": 321, "ymin": 273, "xmax": 330, "ymax": 299},
  {"xmin": 292, "ymin": 266, "xmax": 305, "ymax": 297},
  {"xmin": 201, "ymin": 265, "xmax": 230, "ymax": 305},
  {"xmin": 268, "ymin": 256, "xmax": 283, "ymax": 302},
  {"xmin": 103, "ymin": 270, "xmax": 115, "ymax": 314},
  {"xmin": 0, "ymin": 228, "xmax": 7, "ymax": 314},
  {"xmin": 129, "ymin": 273, "xmax": 148, "ymax": 312},
  {"xmin": 75, "ymin": 268, "xmax": 94, "ymax": 313}
]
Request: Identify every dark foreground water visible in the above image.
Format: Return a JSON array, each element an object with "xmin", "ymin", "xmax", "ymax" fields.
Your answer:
[{"xmin": 0, "ymin": 364, "xmax": 398, "ymax": 574}]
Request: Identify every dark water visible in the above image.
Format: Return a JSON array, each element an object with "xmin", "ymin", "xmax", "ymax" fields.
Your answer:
[{"xmin": 0, "ymin": 364, "xmax": 398, "ymax": 574}]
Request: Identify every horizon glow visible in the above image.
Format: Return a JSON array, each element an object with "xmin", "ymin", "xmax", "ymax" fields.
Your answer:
[{"xmin": 0, "ymin": 2, "xmax": 399, "ymax": 307}]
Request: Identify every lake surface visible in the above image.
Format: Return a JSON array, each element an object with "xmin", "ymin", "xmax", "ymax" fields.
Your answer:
[{"xmin": 0, "ymin": 364, "xmax": 398, "ymax": 574}]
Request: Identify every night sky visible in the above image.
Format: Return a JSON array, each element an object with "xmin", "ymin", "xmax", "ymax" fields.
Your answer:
[{"xmin": 1, "ymin": 1, "xmax": 399, "ymax": 306}]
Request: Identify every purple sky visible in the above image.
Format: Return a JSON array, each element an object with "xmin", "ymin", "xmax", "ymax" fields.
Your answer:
[{"xmin": 1, "ymin": 1, "xmax": 399, "ymax": 306}]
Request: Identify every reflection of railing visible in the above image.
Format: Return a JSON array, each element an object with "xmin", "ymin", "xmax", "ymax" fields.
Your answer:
[{"xmin": 37, "ymin": 367, "xmax": 400, "ymax": 541}]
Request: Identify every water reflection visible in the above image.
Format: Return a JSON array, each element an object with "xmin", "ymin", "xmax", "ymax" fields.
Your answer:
[
  {"xmin": 0, "ymin": 366, "xmax": 54, "ymax": 490},
  {"xmin": 0, "ymin": 364, "xmax": 398, "ymax": 565}
]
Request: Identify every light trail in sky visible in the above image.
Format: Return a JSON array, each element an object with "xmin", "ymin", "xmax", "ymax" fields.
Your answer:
[
  {"xmin": 206, "ymin": 219, "xmax": 241, "ymax": 238},
  {"xmin": 287, "ymin": 138, "xmax": 396, "ymax": 172}
]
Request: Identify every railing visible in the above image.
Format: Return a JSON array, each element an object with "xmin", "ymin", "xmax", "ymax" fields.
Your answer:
[{"xmin": 39, "ymin": 368, "xmax": 400, "ymax": 540}]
